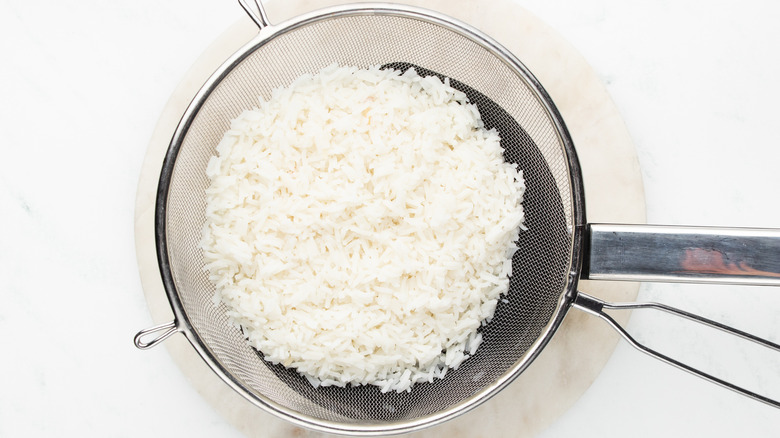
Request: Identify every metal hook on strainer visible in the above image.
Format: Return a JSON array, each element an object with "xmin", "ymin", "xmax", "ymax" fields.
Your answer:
[{"xmin": 134, "ymin": 1, "xmax": 780, "ymax": 435}]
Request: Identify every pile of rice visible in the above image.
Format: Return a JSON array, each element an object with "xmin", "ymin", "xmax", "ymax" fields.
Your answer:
[{"xmin": 201, "ymin": 64, "xmax": 526, "ymax": 393}]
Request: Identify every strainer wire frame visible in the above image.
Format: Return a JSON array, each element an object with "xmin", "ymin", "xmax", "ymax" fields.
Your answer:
[{"xmin": 150, "ymin": 3, "xmax": 587, "ymax": 435}]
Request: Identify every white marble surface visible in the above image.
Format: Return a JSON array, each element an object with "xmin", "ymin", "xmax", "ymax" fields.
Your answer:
[{"xmin": 1, "ymin": 1, "xmax": 779, "ymax": 437}]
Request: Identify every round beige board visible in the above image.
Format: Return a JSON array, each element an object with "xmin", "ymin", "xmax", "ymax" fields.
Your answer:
[{"xmin": 134, "ymin": 0, "xmax": 646, "ymax": 436}]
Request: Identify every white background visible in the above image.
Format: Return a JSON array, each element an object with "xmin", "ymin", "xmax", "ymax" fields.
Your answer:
[{"xmin": 1, "ymin": 0, "xmax": 779, "ymax": 436}]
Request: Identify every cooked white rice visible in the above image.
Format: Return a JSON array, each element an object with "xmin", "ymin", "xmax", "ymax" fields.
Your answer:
[{"xmin": 200, "ymin": 64, "xmax": 525, "ymax": 393}]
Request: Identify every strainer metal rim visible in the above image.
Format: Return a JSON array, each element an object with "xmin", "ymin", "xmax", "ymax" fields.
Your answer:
[{"xmin": 153, "ymin": 2, "xmax": 587, "ymax": 435}]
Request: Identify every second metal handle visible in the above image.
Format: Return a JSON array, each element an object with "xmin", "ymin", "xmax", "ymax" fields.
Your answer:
[{"xmin": 573, "ymin": 292, "xmax": 780, "ymax": 409}]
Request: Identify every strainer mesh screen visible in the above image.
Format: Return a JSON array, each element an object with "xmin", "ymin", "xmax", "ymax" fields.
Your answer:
[{"xmin": 162, "ymin": 11, "xmax": 576, "ymax": 427}]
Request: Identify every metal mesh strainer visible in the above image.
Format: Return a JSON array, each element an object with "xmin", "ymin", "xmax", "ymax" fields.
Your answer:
[
  {"xmin": 135, "ymin": 1, "xmax": 780, "ymax": 435},
  {"xmin": 145, "ymin": 3, "xmax": 585, "ymax": 432}
]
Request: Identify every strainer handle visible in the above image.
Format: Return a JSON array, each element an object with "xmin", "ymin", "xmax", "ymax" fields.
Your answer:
[
  {"xmin": 134, "ymin": 320, "xmax": 179, "ymax": 350},
  {"xmin": 238, "ymin": 0, "xmax": 270, "ymax": 29},
  {"xmin": 573, "ymin": 292, "xmax": 780, "ymax": 409},
  {"xmin": 584, "ymin": 224, "xmax": 780, "ymax": 286}
]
